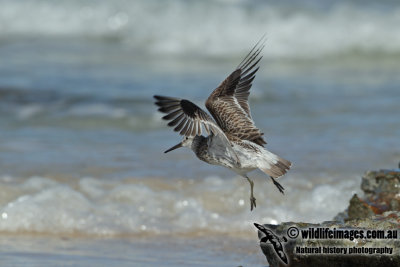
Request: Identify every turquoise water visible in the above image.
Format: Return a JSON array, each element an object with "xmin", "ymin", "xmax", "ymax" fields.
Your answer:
[{"xmin": 0, "ymin": 0, "xmax": 400, "ymax": 265}]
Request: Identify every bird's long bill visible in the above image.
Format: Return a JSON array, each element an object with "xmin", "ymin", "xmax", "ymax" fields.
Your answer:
[{"xmin": 164, "ymin": 142, "xmax": 183, "ymax": 153}]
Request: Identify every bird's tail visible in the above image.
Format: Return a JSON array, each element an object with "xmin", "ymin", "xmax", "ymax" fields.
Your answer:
[{"xmin": 258, "ymin": 150, "xmax": 291, "ymax": 179}]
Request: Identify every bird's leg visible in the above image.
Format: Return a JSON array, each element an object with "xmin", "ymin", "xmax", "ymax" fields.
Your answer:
[
  {"xmin": 245, "ymin": 175, "xmax": 256, "ymax": 211},
  {"xmin": 270, "ymin": 177, "xmax": 285, "ymax": 194}
]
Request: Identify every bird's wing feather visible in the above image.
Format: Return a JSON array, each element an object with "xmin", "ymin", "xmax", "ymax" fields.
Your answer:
[
  {"xmin": 205, "ymin": 37, "xmax": 267, "ymax": 146},
  {"xmin": 154, "ymin": 95, "xmax": 239, "ymax": 164}
]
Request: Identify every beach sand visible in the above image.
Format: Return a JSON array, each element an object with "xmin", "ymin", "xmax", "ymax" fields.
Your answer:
[{"xmin": 0, "ymin": 234, "xmax": 266, "ymax": 266}]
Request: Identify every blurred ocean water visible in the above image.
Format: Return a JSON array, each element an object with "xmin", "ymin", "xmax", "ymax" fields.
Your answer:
[{"xmin": 0, "ymin": 0, "xmax": 399, "ymax": 238}]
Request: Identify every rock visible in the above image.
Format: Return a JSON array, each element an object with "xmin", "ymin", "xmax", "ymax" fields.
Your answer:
[
  {"xmin": 361, "ymin": 169, "xmax": 400, "ymax": 213},
  {"xmin": 347, "ymin": 194, "xmax": 375, "ymax": 220},
  {"xmin": 361, "ymin": 169, "xmax": 400, "ymax": 196},
  {"xmin": 256, "ymin": 168, "xmax": 400, "ymax": 267},
  {"xmin": 258, "ymin": 212, "xmax": 400, "ymax": 267}
]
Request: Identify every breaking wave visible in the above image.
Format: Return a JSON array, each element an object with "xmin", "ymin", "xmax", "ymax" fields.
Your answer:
[
  {"xmin": 0, "ymin": 174, "xmax": 359, "ymax": 237},
  {"xmin": 1, "ymin": 0, "xmax": 400, "ymax": 59}
]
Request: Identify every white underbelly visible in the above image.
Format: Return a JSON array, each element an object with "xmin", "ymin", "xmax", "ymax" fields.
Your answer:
[{"xmin": 232, "ymin": 144, "xmax": 259, "ymax": 171}]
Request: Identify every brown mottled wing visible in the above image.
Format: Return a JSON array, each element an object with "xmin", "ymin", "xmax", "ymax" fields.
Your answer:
[{"xmin": 205, "ymin": 37, "xmax": 267, "ymax": 146}]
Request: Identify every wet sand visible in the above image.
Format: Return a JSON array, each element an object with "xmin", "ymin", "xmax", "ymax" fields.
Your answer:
[{"xmin": 0, "ymin": 234, "xmax": 267, "ymax": 266}]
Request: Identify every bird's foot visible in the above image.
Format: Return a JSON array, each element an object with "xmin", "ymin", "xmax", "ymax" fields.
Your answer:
[
  {"xmin": 250, "ymin": 196, "xmax": 257, "ymax": 211},
  {"xmin": 271, "ymin": 177, "xmax": 285, "ymax": 194},
  {"xmin": 245, "ymin": 175, "xmax": 257, "ymax": 211}
]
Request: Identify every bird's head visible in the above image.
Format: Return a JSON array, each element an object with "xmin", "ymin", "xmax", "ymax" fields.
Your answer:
[{"xmin": 164, "ymin": 136, "xmax": 194, "ymax": 153}]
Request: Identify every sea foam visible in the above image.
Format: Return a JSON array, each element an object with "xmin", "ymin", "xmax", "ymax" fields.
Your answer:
[{"xmin": 0, "ymin": 174, "xmax": 360, "ymax": 237}]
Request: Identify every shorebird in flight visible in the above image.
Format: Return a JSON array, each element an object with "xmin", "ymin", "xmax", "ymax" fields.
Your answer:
[{"xmin": 154, "ymin": 37, "xmax": 291, "ymax": 211}]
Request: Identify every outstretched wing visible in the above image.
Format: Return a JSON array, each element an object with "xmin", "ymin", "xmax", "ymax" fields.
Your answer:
[
  {"xmin": 205, "ymin": 37, "xmax": 266, "ymax": 146},
  {"xmin": 154, "ymin": 95, "xmax": 219, "ymax": 137},
  {"xmin": 154, "ymin": 95, "xmax": 239, "ymax": 164}
]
